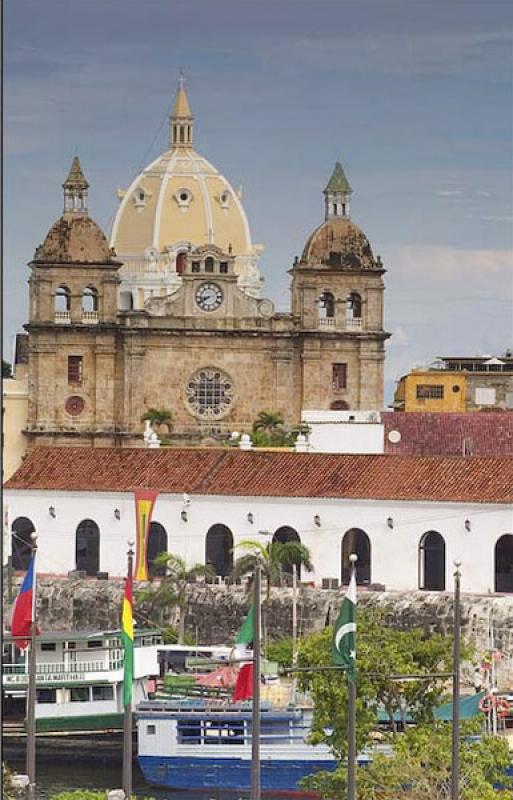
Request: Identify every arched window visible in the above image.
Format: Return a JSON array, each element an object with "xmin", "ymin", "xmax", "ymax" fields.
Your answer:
[
  {"xmin": 330, "ymin": 400, "xmax": 350, "ymax": 410},
  {"xmin": 273, "ymin": 526, "xmax": 301, "ymax": 578},
  {"xmin": 82, "ymin": 287, "xmax": 98, "ymax": 312},
  {"xmin": 319, "ymin": 291, "xmax": 335, "ymax": 319},
  {"xmin": 341, "ymin": 528, "xmax": 371, "ymax": 586},
  {"xmin": 419, "ymin": 531, "xmax": 446, "ymax": 590},
  {"xmin": 205, "ymin": 256, "xmax": 215, "ymax": 273},
  {"xmin": 205, "ymin": 524, "xmax": 233, "ymax": 578},
  {"xmin": 495, "ymin": 534, "xmax": 513, "ymax": 593},
  {"xmin": 55, "ymin": 286, "xmax": 71, "ymax": 312},
  {"xmin": 347, "ymin": 292, "xmax": 362, "ymax": 319},
  {"xmin": 147, "ymin": 522, "xmax": 168, "ymax": 578},
  {"xmin": 75, "ymin": 519, "xmax": 100, "ymax": 576},
  {"xmin": 176, "ymin": 252, "xmax": 187, "ymax": 275},
  {"xmin": 11, "ymin": 517, "xmax": 35, "ymax": 571}
]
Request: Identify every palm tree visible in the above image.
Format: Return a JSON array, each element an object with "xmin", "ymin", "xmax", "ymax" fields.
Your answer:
[
  {"xmin": 141, "ymin": 407, "xmax": 173, "ymax": 434},
  {"xmin": 232, "ymin": 539, "xmax": 313, "ymax": 654},
  {"xmin": 252, "ymin": 411, "xmax": 285, "ymax": 442},
  {"xmin": 137, "ymin": 552, "xmax": 213, "ymax": 643}
]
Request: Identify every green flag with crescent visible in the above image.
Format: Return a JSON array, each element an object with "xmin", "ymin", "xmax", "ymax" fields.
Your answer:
[{"xmin": 332, "ymin": 568, "xmax": 356, "ymax": 679}]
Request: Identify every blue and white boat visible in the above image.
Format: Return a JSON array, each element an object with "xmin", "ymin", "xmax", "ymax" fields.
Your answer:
[{"xmin": 136, "ymin": 698, "xmax": 337, "ymax": 793}]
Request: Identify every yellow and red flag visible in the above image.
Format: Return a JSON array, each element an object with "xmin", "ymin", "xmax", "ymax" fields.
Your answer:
[
  {"xmin": 121, "ymin": 570, "xmax": 134, "ymax": 707},
  {"xmin": 133, "ymin": 489, "xmax": 159, "ymax": 581}
]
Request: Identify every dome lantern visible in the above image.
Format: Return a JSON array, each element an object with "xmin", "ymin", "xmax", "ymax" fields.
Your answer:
[
  {"xmin": 63, "ymin": 155, "xmax": 89, "ymax": 215},
  {"xmin": 323, "ymin": 161, "xmax": 352, "ymax": 221},
  {"xmin": 169, "ymin": 74, "xmax": 194, "ymax": 148}
]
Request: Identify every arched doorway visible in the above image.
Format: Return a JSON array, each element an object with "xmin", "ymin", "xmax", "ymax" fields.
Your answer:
[
  {"xmin": 147, "ymin": 522, "xmax": 168, "ymax": 578},
  {"xmin": 272, "ymin": 526, "xmax": 301, "ymax": 578},
  {"xmin": 330, "ymin": 400, "xmax": 350, "ymax": 411},
  {"xmin": 205, "ymin": 525, "xmax": 233, "ymax": 578},
  {"xmin": 11, "ymin": 517, "xmax": 35, "ymax": 571},
  {"xmin": 341, "ymin": 529, "xmax": 371, "ymax": 585},
  {"xmin": 495, "ymin": 534, "xmax": 513, "ymax": 592},
  {"xmin": 176, "ymin": 252, "xmax": 187, "ymax": 275},
  {"xmin": 419, "ymin": 531, "xmax": 446, "ymax": 590},
  {"xmin": 75, "ymin": 520, "xmax": 100, "ymax": 576}
]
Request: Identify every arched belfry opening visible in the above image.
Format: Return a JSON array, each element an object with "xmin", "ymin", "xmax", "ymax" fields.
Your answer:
[
  {"xmin": 341, "ymin": 528, "xmax": 371, "ymax": 586},
  {"xmin": 419, "ymin": 531, "xmax": 446, "ymax": 591},
  {"xmin": 495, "ymin": 534, "xmax": 513, "ymax": 593},
  {"xmin": 75, "ymin": 519, "xmax": 100, "ymax": 576},
  {"xmin": 272, "ymin": 526, "xmax": 301, "ymax": 578},
  {"xmin": 11, "ymin": 517, "xmax": 35, "ymax": 571},
  {"xmin": 206, "ymin": 524, "xmax": 233, "ymax": 578},
  {"xmin": 147, "ymin": 522, "xmax": 168, "ymax": 578}
]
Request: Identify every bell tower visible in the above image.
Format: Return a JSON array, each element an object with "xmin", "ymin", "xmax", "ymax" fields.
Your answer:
[
  {"xmin": 291, "ymin": 162, "xmax": 390, "ymax": 412},
  {"xmin": 26, "ymin": 157, "xmax": 122, "ymax": 447}
]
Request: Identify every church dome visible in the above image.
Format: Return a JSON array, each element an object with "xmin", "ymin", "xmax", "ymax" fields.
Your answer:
[
  {"xmin": 34, "ymin": 157, "xmax": 115, "ymax": 265},
  {"xmin": 301, "ymin": 218, "xmax": 377, "ymax": 270},
  {"xmin": 300, "ymin": 163, "xmax": 381, "ymax": 271},
  {"xmin": 110, "ymin": 79, "xmax": 262, "ymax": 301}
]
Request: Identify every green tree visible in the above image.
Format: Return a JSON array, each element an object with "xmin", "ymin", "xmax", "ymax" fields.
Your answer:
[
  {"xmin": 136, "ymin": 553, "xmax": 213, "ymax": 644},
  {"xmin": 2, "ymin": 360, "xmax": 12, "ymax": 378},
  {"xmin": 297, "ymin": 612, "xmax": 460, "ymax": 762},
  {"xmin": 141, "ymin": 407, "xmax": 173, "ymax": 433},
  {"xmin": 306, "ymin": 722, "xmax": 512, "ymax": 800},
  {"xmin": 251, "ymin": 410, "xmax": 292, "ymax": 447}
]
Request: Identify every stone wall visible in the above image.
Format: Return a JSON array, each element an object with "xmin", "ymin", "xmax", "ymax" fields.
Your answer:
[{"xmin": 4, "ymin": 577, "xmax": 513, "ymax": 687}]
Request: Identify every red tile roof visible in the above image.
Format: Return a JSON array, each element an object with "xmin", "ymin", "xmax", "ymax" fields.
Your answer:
[
  {"xmin": 384, "ymin": 412, "xmax": 513, "ymax": 457},
  {"xmin": 5, "ymin": 447, "xmax": 513, "ymax": 504}
]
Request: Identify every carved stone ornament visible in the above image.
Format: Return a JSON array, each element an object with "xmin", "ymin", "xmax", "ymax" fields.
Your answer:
[
  {"xmin": 185, "ymin": 367, "xmax": 235, "ymax": 419},
  {"xmin": 65, "ymin": 395, "xmax": 85, "ymax": 416}
]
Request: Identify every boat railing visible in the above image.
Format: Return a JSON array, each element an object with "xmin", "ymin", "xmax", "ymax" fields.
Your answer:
[{"xmin": 3, "ymin": 659, "xmax": 124, "ymax": 681}]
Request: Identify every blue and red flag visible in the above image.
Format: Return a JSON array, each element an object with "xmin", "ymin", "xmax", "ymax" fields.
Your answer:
[{"xmin": 11, "ymin": 555, "xmax": 37, "ymax": 649}]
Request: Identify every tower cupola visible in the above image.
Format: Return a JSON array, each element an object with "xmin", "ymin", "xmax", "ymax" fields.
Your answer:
[
  {"xmin": 169, "ymin": 74, "xmax": 194, "ymax": 148},
  {"xmin": 63, "ymin": 155, "xmax": 89, "ymax": 215},
  {"xmin": 323, "ymin": 162, "xmax": 352, "ymax": 221}
]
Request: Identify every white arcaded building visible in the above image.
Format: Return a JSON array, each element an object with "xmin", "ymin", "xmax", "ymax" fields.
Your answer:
[{"xmin": 4, "ymin": 447, "xmax": 513, "ymax": 596}]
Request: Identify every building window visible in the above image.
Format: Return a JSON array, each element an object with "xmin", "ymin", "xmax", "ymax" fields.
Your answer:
[
  {"xmin": 419, "ymin": 531, "xmax": 445, "ymax": 590},
  {"xmin": 40, "ymin": 643, "xmax": 56, "ymax": 652},
  {"xmin": 37, "ymin": 689, "xmax": 57, "ymax": 704},
  {"xmin": 147, "ymin": 724, "xmax": 156, "ymax": 735},
  {"xmin": 219, "ymin": 262, "xmax": 228, "ymax": 274},
  {"xmin": 495, "ymin": 534, "xmax": 513, "ymax": 593},
  {"xmin": 76, "ymin": 520, "xmax": 100, "ymax": 576},
  {"xmin": 11, "ymin": 517, "xmax": 35, "ymax": 571},
  {"xmin": 68, "ymin": 356, "xmax": 83, "ymax": 385},
  {"xmin": 55, "ymin": 286, "xmax": 71, "ymax": 313},
  {"xmin": 475, "ymin": 387, "xmax": 496, "ymax": 405},
  {"xmin": 70, "ymin": 687, "xmax": 90, "ymax": 703},
  {"xmin": 416, "ymin": 384, "xmax": 444, "ymax": 400},
  {"xmin": 341, "ymin": 528, "xmax": 371, "ymax": 586},
  {"xmin": 332, "ymin": 363, "xmax": 347, "ymax": 390},
  {"xmin": 346, "ymin": 292, "xmax": 362, "ymax": 319},
  {"xmin": 186, "ymin": 368, "xmax": 234, "ymax": 418},
  {"xmin": 191, "ymin": 261, "xmax": 200, "ymax": 273},
  {"xmin": 87, "ymin": 640, "xmax": 103, "ymax": 649},
  {"xmin": 82, "ymin": 287, "xmax": 98, "ymax": 312},
  {"xmin": 205, "ymin": 257, "xmax": 215, "ymax": 273},
  {"xmin": 92, "ymin": 685, "xmax": 114, "ymax": 701},
  {"xmin": 206, "ymin": 524, "xmax": 234, "ymax": 578},
  {"xmin": 319, "ymin": 292, "xmax": 335, "ymax": 319},
  {"xmin": 148, "ymin": 522, "xmax": 168, "ymax": 578}
]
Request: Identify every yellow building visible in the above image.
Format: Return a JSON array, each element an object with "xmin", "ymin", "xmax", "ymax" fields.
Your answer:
[
  {"xmin": 2, "ymin": 374, "xmax": 29, "ymax": 481},
  {"xmin": 394, "ymin": 371, "xmax": 467, "ymax": 412}
]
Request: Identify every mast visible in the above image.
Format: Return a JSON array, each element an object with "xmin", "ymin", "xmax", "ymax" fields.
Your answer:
[
  {"xmin": 122, "ymin": 543, "xmax": 134, "ymax": 800},
  {"xmin": 26, "ymin": 533, "xmax": 38, "ymax": 800},
  {"xmin": 451, "ymin": 561, "xmax": 461, "ymax": 800},
  {"xmin": 251, "ymin": 563, "xmax": 261, "ymax": 800},
  {"xmin": 346, "ymin": 553, "xmax": 357, "ymax": 800},
  {"xmin": 291, "ymin": 563, "xmax": 298, "ymax": 705}
]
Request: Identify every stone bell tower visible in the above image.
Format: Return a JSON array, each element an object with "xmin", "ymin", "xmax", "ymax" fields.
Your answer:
[
  {"xmin": 26, "ymin": 156, "xmax": 123, "ymax": 447},
  {"xmin": 291, "ymin": 162, "xmax": 390, "ymax": 411}
]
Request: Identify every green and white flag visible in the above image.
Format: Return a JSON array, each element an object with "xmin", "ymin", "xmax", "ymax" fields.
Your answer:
[
  {"xmin": 332, "ymin": 569, "xmax": 356, "ymax": 678},
  {"xmin": 235, "ymin": 603, "xmax": 255, "ymax": 646}
]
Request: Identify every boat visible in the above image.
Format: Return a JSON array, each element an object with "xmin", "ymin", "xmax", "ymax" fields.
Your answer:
[
  {"xmin": 136, "ymin": 696, "xmax": 337, "ymax": 792},
  {"xmin": 2, "ymin": 628, "xmax": 161, "ymax": 733}
]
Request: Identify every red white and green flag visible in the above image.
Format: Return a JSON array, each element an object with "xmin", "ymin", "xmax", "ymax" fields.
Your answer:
[
  {"xmin": 332, "ymin": 569, "xmax": 356, "ymax": 679},
  {"xmin": 121, "ymin": 572, "xmax": 134, "ymax": 707}
]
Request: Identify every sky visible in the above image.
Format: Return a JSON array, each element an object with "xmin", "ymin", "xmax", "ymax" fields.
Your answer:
[{"xmin": 4, "ymin": 0, "xmax": 513, "ymax": 402}]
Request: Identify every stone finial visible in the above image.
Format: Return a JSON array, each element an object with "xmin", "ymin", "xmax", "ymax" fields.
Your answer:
[{"xmin": 63, "ymin": 155, "xmax": 89, "ymax": 214}]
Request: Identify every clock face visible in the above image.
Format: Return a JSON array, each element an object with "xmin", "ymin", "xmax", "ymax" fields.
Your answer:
[{"xmin": 195, "ymin": 282, "xmax": 223, "ymax": 311}]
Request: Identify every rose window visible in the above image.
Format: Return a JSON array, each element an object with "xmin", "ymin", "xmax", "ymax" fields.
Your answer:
[{"xmin": 186, "ymin": 368, "xmax": 234, "ymax": 418}]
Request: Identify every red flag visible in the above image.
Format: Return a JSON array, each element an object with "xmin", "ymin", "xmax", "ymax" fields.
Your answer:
[
  {"xmin": 232, "ymin": 663, "xmax": 254, "ymax": 702},
  {"xmin": 11, "ymin": 555, "xmax": 37, "ymax": 650}
]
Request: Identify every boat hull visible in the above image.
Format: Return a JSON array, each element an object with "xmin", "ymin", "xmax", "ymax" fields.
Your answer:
[{"xmin": 138, "ymin": 753, "xmax": 336, "ymax": 792}]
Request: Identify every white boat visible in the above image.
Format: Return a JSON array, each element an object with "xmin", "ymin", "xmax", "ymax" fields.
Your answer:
[
  {"xmin": 136, "ymin": 697, "xmax": 338, "ymax": 792},
  {"xmin": 2, "ymin": 628, "xmax": 161, "ymax": 733}
]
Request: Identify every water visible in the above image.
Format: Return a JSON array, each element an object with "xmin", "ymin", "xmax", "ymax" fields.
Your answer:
[{"xmin": 8, "ymin": 760, "xmax": 289, "ymax": 800}]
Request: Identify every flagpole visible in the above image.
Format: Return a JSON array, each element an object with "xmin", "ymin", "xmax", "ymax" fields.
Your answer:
[
  {"xmin": 347, "ymin": 553, "xmax": 357, "ymax": 800},
  {"xmin": 122, "ymin": 542, "xmax": 134, "ymax": 800},
  {"xmin": 451, "ymin": 561, "xmax": 461, "ymax": 800},
  {"xmin": 26, "ymin": 533, "xmax": 38, "ymax": 800},
  {"xmin": 251, "ymin": 562, "xmax": 261, "ymax": 800},
  {"xmin": 292, "ymin": 562, "xmax": 298, "ymax": 705}
]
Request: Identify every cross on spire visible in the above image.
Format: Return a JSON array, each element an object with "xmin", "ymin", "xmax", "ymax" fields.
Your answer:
[{"xmin": 170, "ymin": 72, "xmax": 193, "ymax": 148}]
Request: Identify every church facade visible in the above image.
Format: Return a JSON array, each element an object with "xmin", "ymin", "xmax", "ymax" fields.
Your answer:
[{"xmin": 25, "ymin": 81, "xmax": 390, "ymax": 448}]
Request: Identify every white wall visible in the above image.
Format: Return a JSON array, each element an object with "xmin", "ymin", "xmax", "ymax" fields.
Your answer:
[
  {"xmin": 301, "ymin": 410, "xmax": 384, "ymax": 453},
  {"xmin": 4, "ymin": 488, "xmax": 512, "ymax": 595}
]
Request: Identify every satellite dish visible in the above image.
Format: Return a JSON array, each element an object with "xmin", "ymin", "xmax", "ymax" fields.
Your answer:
[{"xmin": 388, "ymin": 430, "xmax": 401, "ymax": 444}]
